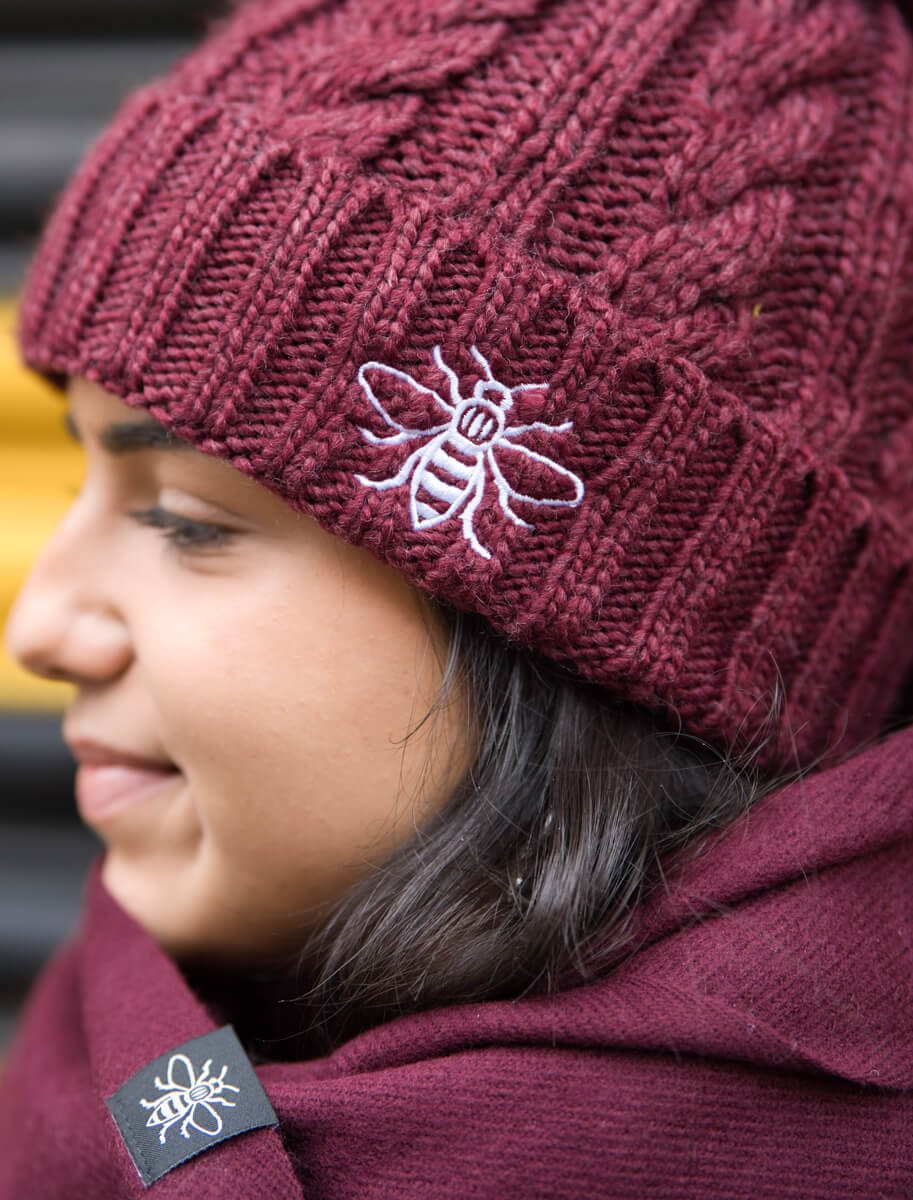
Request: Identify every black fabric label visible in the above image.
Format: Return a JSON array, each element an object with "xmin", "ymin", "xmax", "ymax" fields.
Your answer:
[{"xmin": 106, "ymin": 1025, "xmax": 278, "ymax": 1187}]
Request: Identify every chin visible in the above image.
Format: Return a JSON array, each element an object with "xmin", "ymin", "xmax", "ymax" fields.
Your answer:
[
  {"xmin": 101, "ymin": 854, "xmax": 298, "ymax": 966},
  {"xmin": 99, "ymin": 853, "xmax": 198, "ymax": 956}
]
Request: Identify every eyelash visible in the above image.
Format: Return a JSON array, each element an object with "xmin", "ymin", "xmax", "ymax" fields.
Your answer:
[{"xmin": 128, "ymin": 506, "xmax": 236, "ymax": 552}]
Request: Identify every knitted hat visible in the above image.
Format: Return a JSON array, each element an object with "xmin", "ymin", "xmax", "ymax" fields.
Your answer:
[{"xmin": 15, "ymin": 0, "xmax": 913, "ymax": 768}]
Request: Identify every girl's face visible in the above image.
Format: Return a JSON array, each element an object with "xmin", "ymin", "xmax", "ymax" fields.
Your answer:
[{"xmin": 6, "ymin": 379, "xmax": 469, "ymax": 962}]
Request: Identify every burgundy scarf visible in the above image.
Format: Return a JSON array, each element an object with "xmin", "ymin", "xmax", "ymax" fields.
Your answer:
[{"xmin": 3, "ymin": 729, "xmax": 913, "ymax": 1198}]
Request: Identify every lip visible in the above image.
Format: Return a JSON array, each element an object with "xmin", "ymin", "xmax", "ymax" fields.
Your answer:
[
  {"xmin": 74, "ymin": 762, "xmax": 182, "ymax": 824},
  {"xmin": 65, "ymin": 737, "xmax": 176, "ymax": 771},
  {"xmin": 66, "ymin": 738, "xmax": 182, "ymax": 823}
]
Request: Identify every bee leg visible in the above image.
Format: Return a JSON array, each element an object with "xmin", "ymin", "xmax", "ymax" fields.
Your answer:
[
  {"xmin": 160, "ymin": 1115, "xmax": 180, "ymax": 1144},
  {"xmin": 432, "ymin": 345, "xmax": 464, "ymax": 407}
]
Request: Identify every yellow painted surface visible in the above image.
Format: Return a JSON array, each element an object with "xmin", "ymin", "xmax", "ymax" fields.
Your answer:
[{"xmin": 0, "ymin": 299, "xmax": 82, "ymax": 710}]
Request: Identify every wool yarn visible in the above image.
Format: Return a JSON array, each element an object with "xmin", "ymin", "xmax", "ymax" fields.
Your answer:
[{"xmin": 15, "ymin": 0, "xmax": 913, "ymax": 767}]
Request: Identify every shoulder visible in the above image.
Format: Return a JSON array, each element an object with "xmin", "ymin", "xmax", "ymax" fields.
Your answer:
[{"xmin": 264, "ymin": 1035, "xmax": 913, "ymax": 1199}]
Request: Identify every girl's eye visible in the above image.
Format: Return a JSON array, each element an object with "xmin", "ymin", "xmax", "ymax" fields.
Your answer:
[{"xmin": 128, "ymin": 506, "xmax": 236, "ymax": 552}]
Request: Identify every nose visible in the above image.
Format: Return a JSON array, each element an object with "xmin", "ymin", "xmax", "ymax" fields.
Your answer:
[{"xmin": 4, "ymin": 498, "xmax": 132, "ymax": 686}]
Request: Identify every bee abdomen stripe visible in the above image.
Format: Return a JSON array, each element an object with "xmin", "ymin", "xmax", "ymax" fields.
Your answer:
[
  {"xmin": 420, "ymin": 469, "xmax": 466, "ymax": 505},
  {"xmin": 435, "ymin": 446, "xmax": 476, "ymax": 479},
  {"xmin": 415, "ymin": 499, "xmax": 443, "ymax": 521}
]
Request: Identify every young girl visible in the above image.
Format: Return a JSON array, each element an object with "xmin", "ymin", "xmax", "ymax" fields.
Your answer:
[{"xmin": 2, "ymin": 0, "xmax": 912, "ymax": 1194}]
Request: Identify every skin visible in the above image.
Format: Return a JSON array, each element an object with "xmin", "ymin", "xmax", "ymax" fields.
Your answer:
[{"xmin": 5, "ymin": 378, "xmax": 470, "ymax": 963}]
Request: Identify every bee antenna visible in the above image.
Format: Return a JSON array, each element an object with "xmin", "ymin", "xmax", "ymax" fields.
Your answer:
[
  {"xmin": 469, "ymin": 344, "xmax": 495, "ymax": 380},
  {"xmin": 432, "ymin": 345, "xmax": 463, "ymax": 407}
]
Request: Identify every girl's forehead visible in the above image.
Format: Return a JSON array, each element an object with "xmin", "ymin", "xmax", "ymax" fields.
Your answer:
[
  {"xmin": 65, "ymin": 377, "xmax": 161, "ymax": 438},
  {"xmin": 67, "ymin": 377, "xmax": 159, "ymax": 424}
]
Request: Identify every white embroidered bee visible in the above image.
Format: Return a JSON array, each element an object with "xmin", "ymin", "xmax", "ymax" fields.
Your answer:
[
  {"xmin": 139, "ymin": 1052, "xmax": 241, "ymax": 1145},
  {"xmin": 354, "ymin": 344, "xmax": 585, "ymax": 560}
]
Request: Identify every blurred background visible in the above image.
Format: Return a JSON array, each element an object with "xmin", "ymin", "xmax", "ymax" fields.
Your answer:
[{"xmin": 1, "ymin": 0, "xmax": 223, "ymax": 1053}]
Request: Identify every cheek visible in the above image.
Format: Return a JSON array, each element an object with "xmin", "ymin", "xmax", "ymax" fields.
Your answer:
[{"xmin": 145, "ymin": 583, "xmax": 444, "ymax": 875}]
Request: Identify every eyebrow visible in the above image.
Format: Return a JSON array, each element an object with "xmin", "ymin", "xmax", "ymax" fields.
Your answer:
[{"xmin": 64, "ymin": 411, "xmax": 189, "ymax": 454}]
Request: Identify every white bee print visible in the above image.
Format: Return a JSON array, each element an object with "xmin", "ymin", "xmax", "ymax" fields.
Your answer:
[
  {"xmin": 139, "ymin": 1052, "xmax": 241, "ymax": 1145},
  {"xmin": 354, "ymin": 344, "xmax": 585, "ymax": 559}
]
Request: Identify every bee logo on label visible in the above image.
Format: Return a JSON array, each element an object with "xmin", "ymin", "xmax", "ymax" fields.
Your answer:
[
  {"xmin": 139, "ymin": 1052, "xmax": 241, "ymax": 1145},
  {"xmin": 354, "ymin": 345, "xmax": 585, "ymax": 559},
  {"xmin": 107, "ymin": 1025, "xmax": 278, "ymax": 1186}
]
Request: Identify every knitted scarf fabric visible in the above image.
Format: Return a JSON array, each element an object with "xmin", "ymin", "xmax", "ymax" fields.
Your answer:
[
  {"xmin": 14, "ymin": 0, "xmax": 913, "ymax": 766},
  {"xmin": 2, "ymin": 727, "xmax": 913, "ymax": 1198}
]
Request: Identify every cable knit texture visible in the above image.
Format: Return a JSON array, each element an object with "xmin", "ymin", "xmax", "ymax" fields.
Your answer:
[{"xmin": 15, "ymin": 0, "xmax": 913, "ymax": 766}]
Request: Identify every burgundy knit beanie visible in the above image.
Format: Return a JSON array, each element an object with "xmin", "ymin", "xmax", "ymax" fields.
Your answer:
[{"xmin": 15, "ymin": 0, "xmax": 913, "ymax": 768}]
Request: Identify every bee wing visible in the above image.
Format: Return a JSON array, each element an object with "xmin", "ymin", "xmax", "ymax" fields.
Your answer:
[
  {"xmin": 490, "ymin": 436, "xmax": 585, "ymax": 507},
  {"xmin": 356, "ymin": 443, "xmax": 426, "ymax": 490},
  {"xmin": 357, "ymin": 359, "xmax": 454, "ymax": 437},
  {"xmin": 163, "ymin": 1053, "xmax": 197, "ymax": 1091},
  {"xmin": 357, "ymin": 424, "xmax": 439, "ymax": 446},
  {"xmin": 187, "ymin": 1102, "xmax": 224, "ymax": 1138}
]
